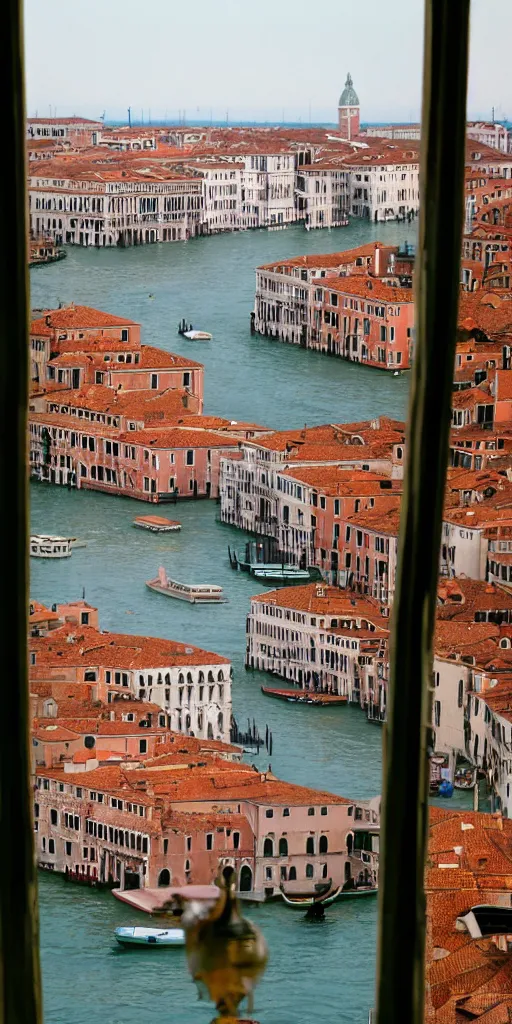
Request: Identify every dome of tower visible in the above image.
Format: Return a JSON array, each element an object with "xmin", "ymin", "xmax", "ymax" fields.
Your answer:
[{"xmin": 339, "ymin": 73, "xmax": 359, "ymax": 107}]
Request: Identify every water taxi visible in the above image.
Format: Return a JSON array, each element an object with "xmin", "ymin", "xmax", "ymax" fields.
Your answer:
[
  {"xmin": 115, "ymin": 926, "xmax": 185, "ymax": 948},
  {"xmin": 146, "ymin": 566, "xmax": 226, "ymax": 603},
  {"xmin": 133, "ymin": 515, "xmax": 181, "ymax": 533},
  {"xmin": 30, "ymin": 535, "xmax": 73, "ymax": 558}
]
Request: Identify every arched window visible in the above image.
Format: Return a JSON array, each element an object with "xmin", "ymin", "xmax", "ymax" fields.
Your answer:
[
  {"xmin": 218, "ymin": 670, "xmax": 224, "ymax": 682},
  {"xmin": 319, "ymin": 835, "xmax": 328, "ymax": 854},
  {"xmin": 233, "ymin": 832, "xmax": 240, "ymax": 850},
  {"xmin": 305, "ymin": 863, "xmax": 314, "ymax": 879},
  {"xmin": 187, "ymin": 672, "xmax": 193, "ymax": 684},
  {"xmin": 198, "ymin": 671, "xmax": 204, "ymax": 684},
  {"xmin": 458, "ymin": 679, "xmax": 464, "ymax": 707},
  {"xmin": 178, "ymin": 673, "xmax": 184, "ymax": 685},
  {"xmin": 185, "ymin": 860, "xmax": 191, "ymax": 874},
  {"xmin": 278, "ymin": 837, "xmax": 288, "ymax": 857},
  {"xmin": 84, "ymin": 735, "xmax": 95, "ymax": 749},
  {"xmin": 239, "ymin": 865, "xmax": 252, "ymax": 891},
  {"xmin": 288, "ymin": 866, "xmax": 297, "ymax": 881},
  {"xmin": 217, "ymin": 712, "xmax": 223, "ymax": 731},
  {"xmin": 263, "ymin": 838, "xmax": 274, "ymax": 857},
  {"xmin": 208, "ymin": 671, "xmax": 214, "ymax": 682},
  {"xmin": 158, "ymin": 869, "xmax": 170, "ymax": 887},
  {"xmin": 207, "ymin": 722, "xmax": 213, "ymax": 739},
  {"xmin": 306, "ymin": 837, "xmax": 315, "ymax": 855}
]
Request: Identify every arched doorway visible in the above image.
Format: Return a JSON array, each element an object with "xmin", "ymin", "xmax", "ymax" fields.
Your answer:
[
  {"xmin": 239, "ymin": 865, "xmax": 253, "ymax": 892},
  {"xmin": 158, "ymin": 868, "xmax": 170, "ymax": 886},
  {"xmin": 346, "ymin": 832, "xmax": 353, "ymax": 855}
]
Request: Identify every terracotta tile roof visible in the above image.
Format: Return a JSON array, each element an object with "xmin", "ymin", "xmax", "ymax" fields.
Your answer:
[
  {"xmin": 321, "ymin": 272, "xmax": 413, "ymax": 304},
  {"xmin": 116, "ymin": 427, "xmax": 241, "ymax": 449},
  {"xmin": 258, "ymin": 242, "xmax": 380, "ymax": 272},
  {"xmin": 29, "ymin": 625, "xmax": 230, "ymax": 667},
  {"xmin": 31, "ymin": 304, "xmax": 138, "ymax": 333},
  {"xmin": 250, "ymin": 583, "xmax": 386, "ymax": 621}
]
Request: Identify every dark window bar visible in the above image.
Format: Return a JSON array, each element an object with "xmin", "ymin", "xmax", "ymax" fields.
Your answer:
[
  {"xmin": 1, "ymin": 1, "xmax": 471, "ymax": 1024},
  {"xmin": 375, "ymin": 4, "xmax": 470, "ymax": 1024},
  {"xmin": 1, "ymin": 1, "xmax": 43, "ymax": 1023}
]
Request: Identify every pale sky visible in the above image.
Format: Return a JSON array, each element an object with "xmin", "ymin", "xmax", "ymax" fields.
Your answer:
[{"xmin": 24, "ymin": 0, "xmax": 511, "ymax": 125}]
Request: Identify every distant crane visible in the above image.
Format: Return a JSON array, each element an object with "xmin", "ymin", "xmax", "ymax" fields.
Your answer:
[{"xmin": 127, "ymin": 107, "xmax": 132, "ymax": 128}]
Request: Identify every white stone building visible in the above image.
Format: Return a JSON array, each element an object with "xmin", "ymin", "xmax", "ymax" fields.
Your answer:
[
  {"xmin": 29, "ymin": 627, "xmax": 233, "ymax": 743},
  {"xmin": 245, "ymin": 583, "xmax": 389, "ymax": 704}
]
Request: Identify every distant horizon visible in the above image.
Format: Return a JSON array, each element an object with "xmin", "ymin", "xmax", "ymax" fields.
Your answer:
[{"xmin": 26, "ymin": 115, "xmax": 511, "ymax": 131}]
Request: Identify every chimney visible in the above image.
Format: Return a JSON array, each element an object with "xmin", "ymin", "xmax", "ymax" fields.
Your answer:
[
  {"xmin": 45, "ymin": 314, "xmax": 51, "ymax": 326},
  {"xmin": 374, "ymin": 244, "xmax": 380, "ymax": 277}
]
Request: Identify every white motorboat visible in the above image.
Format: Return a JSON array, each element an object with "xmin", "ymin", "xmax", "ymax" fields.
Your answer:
[
  {"xmin": 183, "ymin": 330, "xmax": 212, "ymax": 341},
  {"xmin": 146, "ymin": 566, "xmax": 226, "ymax": 603},
  {"xmin": 30, "ymin": 535, "xmax": 73, "ymax": 558},
  {"xmin": 178, "ymin": 319, "xmax": 212, "ymax": 341},
  {"xmin": 115, "ymin": 926, "xmax": 185, "ymax": 948}
]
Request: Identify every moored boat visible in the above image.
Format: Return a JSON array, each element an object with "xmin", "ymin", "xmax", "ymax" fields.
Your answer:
[
  {"xmin": 177, "ymin": 319, "xmax": 212, "ymax": 340},
  {"xmin": 252, "ymin": 565, "xmax": 312, "ymax": 584},
  {"xmin": 30, "ymin": 535, "xmax": 73, "ymax": 559},
  {"xmin": 454, "ymin": 756, "xmax": 477, "ymax": 790},
  {"xmin": 183, "ymin": 330, "xmax": 212, "ymax": 341},
  {"xmin": 134, "ymin": 515, "xmax": 181, "ymax": 533},
  {"xmin": 227, "ymin": 547, "xmax": 322, "ymax": 584},
  {"xmin": 279, "ymin": 882, "xmax": 377, "ymax": 908},
  {"xmin": 115, "ymin": 926, "xmax": 185, "ymax": 948},
  {"xmin": 261, "ymin": 686, "xmax": 347, "ymax": 706},
  {"xmin": 146, "ymin": 566, "xmax": 226, "ymax": 603}
]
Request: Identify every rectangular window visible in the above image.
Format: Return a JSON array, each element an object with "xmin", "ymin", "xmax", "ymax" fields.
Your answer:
[
  {"xmin": 151, "ymin": 374, "xmax": 158, "ymax": 390},
  {"xmin": 206, "ymin": 833, "xmax": 213, "ymax": 850},
  {"xmin": 139, "ymin": 739, "xmax": 147, "ymax": 754},
  {"xmin": 186, "ymin": 450, "xmax": 194, "ymax": 466}
]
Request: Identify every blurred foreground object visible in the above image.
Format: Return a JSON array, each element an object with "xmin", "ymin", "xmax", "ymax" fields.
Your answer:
[{"xmin": 180, "ymin": 866, "xmax": 268, "ymax": 1022}]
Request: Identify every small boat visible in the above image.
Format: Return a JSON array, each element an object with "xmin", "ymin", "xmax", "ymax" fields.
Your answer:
[
  {"xmin": 178, "ymin": 319, "xmax": 212, "ymax": 341},
  {"xmin": 146, "ymin": 566, "xmax": 226, "ymax": 603},
  {"xmin": 261, "ymin": 686, "xmax": 347, "ymax": 706},
  {"xmin": 227, "ymin": 548, "xmax": 321, "ymax": 584},
  {"xmin": 280, "ymin": 882, "xmax": 377, "ymax": 908},
  {"xmin": 133, "ymin": 515, "xmax": 181, "ymax": 533},
  {"xmin": 30, "ymin": 535, "xmax": 73, "ymax": 559},
  {"xmin": 453, "ymin": 757, "xmax": 477, "ymax": 790},
  {"xmin": 115, "ymin": 926, "xmax": 185, "ymax": 948},
  {"xmin": 252, "ymin": 565, "xmax": 312, "ymax": 584},
  {"xmin": 183, "ymin": 330, "xmax": 212, "ymax": 341}
]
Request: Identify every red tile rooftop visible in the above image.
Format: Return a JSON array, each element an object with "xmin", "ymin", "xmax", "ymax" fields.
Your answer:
[
  {"xmin": 321, "ymin": 272, "xmax": 413, "ymax": 304},
  {"xmin": 116, "ymin": 427, "xmax": 242, "ymax": 449},
  {"xmin": 251, "ymin": 583, "xmax": 387, "ymax": 619},
  {"xmin": 30, "ymin": 625, "xmax": 230, "ymax": 667},
  {"xmin": 31, "ymin": 304, "xmax": 138, "ymax": 333},
  {"xmin": 258, "ymin": 242, "xmax": 380, "ymax": 271}
]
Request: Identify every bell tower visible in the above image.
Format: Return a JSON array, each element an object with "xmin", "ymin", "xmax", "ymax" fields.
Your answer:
[{"xmin": 338, "ymin": 73, "xmax": 360, "ymax": 140}]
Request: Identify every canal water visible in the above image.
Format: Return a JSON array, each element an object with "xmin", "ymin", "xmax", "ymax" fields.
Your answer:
[{"xmin": 30, "ymin": 221, "xmax": 467, "ymax": 1024}]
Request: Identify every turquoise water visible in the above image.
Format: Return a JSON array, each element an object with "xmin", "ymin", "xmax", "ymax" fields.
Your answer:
[{"xmin": 30, "ymin": 221, "xmax": 451, "ymax": 1024}]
